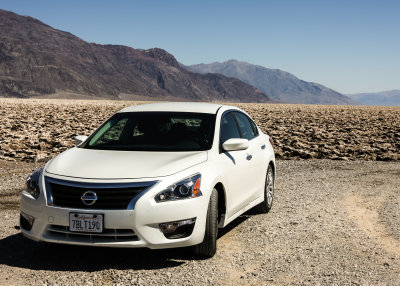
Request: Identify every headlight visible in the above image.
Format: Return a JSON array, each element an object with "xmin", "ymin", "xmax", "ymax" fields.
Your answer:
[
  {"xmin": 25, "ymin": 168, "xmax": 42, "ymax": 199},
  {"xmin": 155, "ymin": 174, "xmax": 202, "ymax": 203}
]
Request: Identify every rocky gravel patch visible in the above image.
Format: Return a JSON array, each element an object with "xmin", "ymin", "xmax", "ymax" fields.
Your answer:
[
  {"xmin": 0, "ymin": 160, "xmax": 399, "ymax": 285},
  {"xmin": 0, "ymin": 99, "xmax": 142, "ymax": 162},
  {"xmin": 1, "ymin": 99, "xmax": 399, "ymax": 162},
  {"xmin": 235, "ymin": 103, "xmax": 400, "ymax": 161}
]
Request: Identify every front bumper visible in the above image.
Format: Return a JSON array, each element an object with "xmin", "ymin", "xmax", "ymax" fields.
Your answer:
[{"xmin": 20, "ymin": 176, "xmax": 209, "ymax": 249}]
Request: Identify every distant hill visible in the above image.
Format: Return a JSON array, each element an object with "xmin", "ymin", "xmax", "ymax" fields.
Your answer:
[
  {"xmin": 185, "ymin": 60, "xmax": 357, "ymax": 105},
  {"xmin": 347, "ymin": 90, "xmax": 400, "ymax": 106},
  {"xmin": 0, "ymin": 10, "xmax": 269, "ymax": 102}
]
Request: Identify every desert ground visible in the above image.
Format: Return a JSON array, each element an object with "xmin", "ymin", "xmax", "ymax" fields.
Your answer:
[
  {"xmin": 0, "ymin": 98, "xmax": 399, "ymax": 162},
  {"xmin": 0, "ymin": 99, "xmax": 399, "ymax": 285}
]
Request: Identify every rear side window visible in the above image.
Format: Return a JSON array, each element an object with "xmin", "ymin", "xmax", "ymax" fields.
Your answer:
[
  {"xmin": 233, "ymin": 112, "xmax": 257, "ymax": 140},
  {"xmin": 220, "ymin": 112, "xmax": 241, "ymax": 143},
  {"xmin": 249, "ymin": 119, "xmax": 259, "ymax": 136}
]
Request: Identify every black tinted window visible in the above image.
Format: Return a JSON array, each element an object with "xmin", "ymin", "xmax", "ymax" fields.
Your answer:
[
  {"xmin": 84, "ymin": 112, "xmax": 216, "ymax": 151},
  {"xmin": 220, "ymin": 112, "xmax": 240, "ymax": 143},
  {"xmin": 233, "ymin": 112, "xmax": 256, "ymax": 140},
  {"xmin": 250, "ymin": 119, "xmax": 259, "ymax": 136}
]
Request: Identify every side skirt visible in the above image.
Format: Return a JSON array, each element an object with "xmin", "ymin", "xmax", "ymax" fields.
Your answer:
[{"xmin": 221, "ymin": 196, "xmax": 264, "ymax": 228}]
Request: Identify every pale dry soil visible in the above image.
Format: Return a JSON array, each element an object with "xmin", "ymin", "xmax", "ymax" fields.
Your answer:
[{"xmin": 0, "ymin": 160, "xmax": 399, "ymax": 286}]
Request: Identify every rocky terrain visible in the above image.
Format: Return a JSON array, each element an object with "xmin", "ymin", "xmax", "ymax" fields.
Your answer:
[
  {"xmin": 0, "ymin": 99, "xmax": 399, "ymax": 162},
  {"xmin": 0, "ymin": 99, "xmax": 399, "ymax": 285},
  {"xmin": 0, "ymin": 9, "xmax": 269, "ymax": 102},
  {"xmin": 0, "ymin": 159, "xmax": 399, "ymax": 285},
  {"xmin": 185, "ymin": 60, "xmax": 357, "ymax": 105}
]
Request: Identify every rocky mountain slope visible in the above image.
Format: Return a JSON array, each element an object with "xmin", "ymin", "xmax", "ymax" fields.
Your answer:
[
  {"xmin": 348, "ymin": 90, "xmax": 400, "ymax": 106},
  {"xmin": 0, "ymin": 10, "xmax": 269, "ymax": 102},
  {"xmin": 186, "ymin": 60, "xmax": 357, "ymax": 105}
]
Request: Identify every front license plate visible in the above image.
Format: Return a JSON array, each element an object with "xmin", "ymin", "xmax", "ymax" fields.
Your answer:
[{"xmin": 69, "ymin": 213, "xmax": 103, "ymax": 233}]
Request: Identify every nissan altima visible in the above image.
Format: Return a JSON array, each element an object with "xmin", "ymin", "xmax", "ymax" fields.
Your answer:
[{"xmin": 20, "ymin": 102, "xmax": 275, "ymax": 257}]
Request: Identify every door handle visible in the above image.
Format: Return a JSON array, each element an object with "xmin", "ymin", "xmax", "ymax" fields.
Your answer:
[
  {"xmin": 246, "ymin": 154, "xmax": 253, "ymax": 160},
  {"xmin": 261, "ymin": 144, "xmax": 266, "ymax": 150}
]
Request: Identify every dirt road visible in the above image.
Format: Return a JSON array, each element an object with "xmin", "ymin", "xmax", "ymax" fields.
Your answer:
[{"xmin": 0, "ymin": 159, "xmax": 399, "ymax": 285}]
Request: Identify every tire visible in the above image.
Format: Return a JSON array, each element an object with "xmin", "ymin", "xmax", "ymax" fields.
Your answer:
[
  {"xmin": 193, "ymin": 188, "xmax": 218, "ymax": 258},
  {"xmin": 255, "ymin": 165, "xmax": 274, "ymax": 213}
]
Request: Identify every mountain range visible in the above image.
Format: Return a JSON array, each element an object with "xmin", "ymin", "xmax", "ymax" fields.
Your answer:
[
  {"xmin": 0, "ymin": 9, "xmax": 269, "ymax": 102},
  {"xmin": 3, "ymin": 9, "xmax": 383, "ymax": 106},
  {"xmin": 185, "ymin": 60, "xmax": 357, "ymax": 105},
  {"xmin": 347, "ymin": 90, "xmax": 400, "ymax": 106}
]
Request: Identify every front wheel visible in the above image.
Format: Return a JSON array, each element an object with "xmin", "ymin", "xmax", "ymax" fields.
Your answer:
[
  {"xmin": 255, "ymin": 165, "xmax": 274, "ymax": 213},
  {"xmin": 193, "ymin": 189, "xmax": 218, "ymax": 258}
]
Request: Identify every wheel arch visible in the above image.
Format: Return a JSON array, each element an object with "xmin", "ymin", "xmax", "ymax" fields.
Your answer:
[
  {"xmin": 213, "ymin": 182, "xmax": 226, "ymax": 227},
  {"xmin": 269, "ymin": 160, "xmax": 276, "ymax": 177}
]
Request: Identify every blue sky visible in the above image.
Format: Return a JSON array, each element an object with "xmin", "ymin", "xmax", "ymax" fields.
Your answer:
[{"xmin": 1, "ymin": 0, "xmax": 399, "ymax": 94}]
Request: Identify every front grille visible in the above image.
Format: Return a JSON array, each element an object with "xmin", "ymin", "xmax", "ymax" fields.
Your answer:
[
  {"xmin": 45, "ymin": 177, "xmax": 157, "ymax": 210},
  {"xmin": 49, "ymin": 184, "xmax": 144, "ymax": 209},
  {"xmin": 47, "ymin": 225, "xmax": 138, "ymax": 242}
]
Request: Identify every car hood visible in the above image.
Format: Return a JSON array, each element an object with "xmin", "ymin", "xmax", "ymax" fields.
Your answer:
[{"xmin": 45, "ymin": 147, "xmax": 208, "ymax": 179}]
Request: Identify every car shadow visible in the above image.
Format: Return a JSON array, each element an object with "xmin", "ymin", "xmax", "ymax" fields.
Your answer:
[
  {"xmin": 0, "ymin": 232, "xmax": 188, "ymax": 271},
  {"xmin": 0, "ymin": 213, "xmax": 252, "ymax": 271},
  {"xmin": 217, "ymin": 212, "xmax": 252, "ymax": 238}
]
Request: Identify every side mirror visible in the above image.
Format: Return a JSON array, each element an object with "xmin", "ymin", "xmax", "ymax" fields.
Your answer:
[
  {"xmin": 74, "ymin": 135, "xmax": 88, "ymax": 146},
  {"xmin": 222, "ymin": 138, "xmax": 249, "ymax": 151}
]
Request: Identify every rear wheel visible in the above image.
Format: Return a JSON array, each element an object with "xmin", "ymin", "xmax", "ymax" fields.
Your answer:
[
  {"xmin": 255, "ymin": 165, "xmax": 274, "ymax": 213},
  {"xmin": 193, "ymin": 188, "xmax": 218, "ymax": 258}
]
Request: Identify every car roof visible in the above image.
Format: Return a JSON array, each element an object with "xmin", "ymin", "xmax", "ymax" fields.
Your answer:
[{"xmin": 119, "ymin": 102, "xmax": 233, "ymax": 114}]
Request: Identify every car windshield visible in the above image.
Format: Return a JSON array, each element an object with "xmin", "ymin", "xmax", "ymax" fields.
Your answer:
[{"xmin": 82, "ymin": 112, "xmax": 216, "ymax": 151}]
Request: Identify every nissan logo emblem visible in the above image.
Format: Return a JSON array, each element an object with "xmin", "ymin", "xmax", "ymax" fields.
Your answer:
[{"xmin": 81, "ymin": 191, "xmax": 97, "ymax": 206}]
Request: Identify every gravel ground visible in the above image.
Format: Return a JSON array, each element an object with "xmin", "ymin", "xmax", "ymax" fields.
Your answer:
[{"xmin": 0, "ymin": 159, "xmax": 399, "ymax": 285}]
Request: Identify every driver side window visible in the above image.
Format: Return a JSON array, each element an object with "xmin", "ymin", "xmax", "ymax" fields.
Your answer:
[{"xmin": 220, "ymin": 112, "xmax": 240, "ymax": 144}]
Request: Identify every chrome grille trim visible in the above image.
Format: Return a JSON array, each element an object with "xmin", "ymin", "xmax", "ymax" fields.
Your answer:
[{"xmin": 44, "ymin": 176, "xmax": 158, "ymax": 210}]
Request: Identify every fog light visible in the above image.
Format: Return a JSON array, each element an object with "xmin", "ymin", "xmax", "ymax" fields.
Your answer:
[
  {"xmin": 159, "ymin": 218, "xmax": 196, "ymax": 239},
  {"xmin": 20, "ymin": 211, "xmax": 35, "ymax": 231}
]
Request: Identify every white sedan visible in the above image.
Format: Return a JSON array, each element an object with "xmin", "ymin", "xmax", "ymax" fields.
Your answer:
[{"xmin": 20, "ymin": 102, "xmax": 275, "ymax": 257}]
